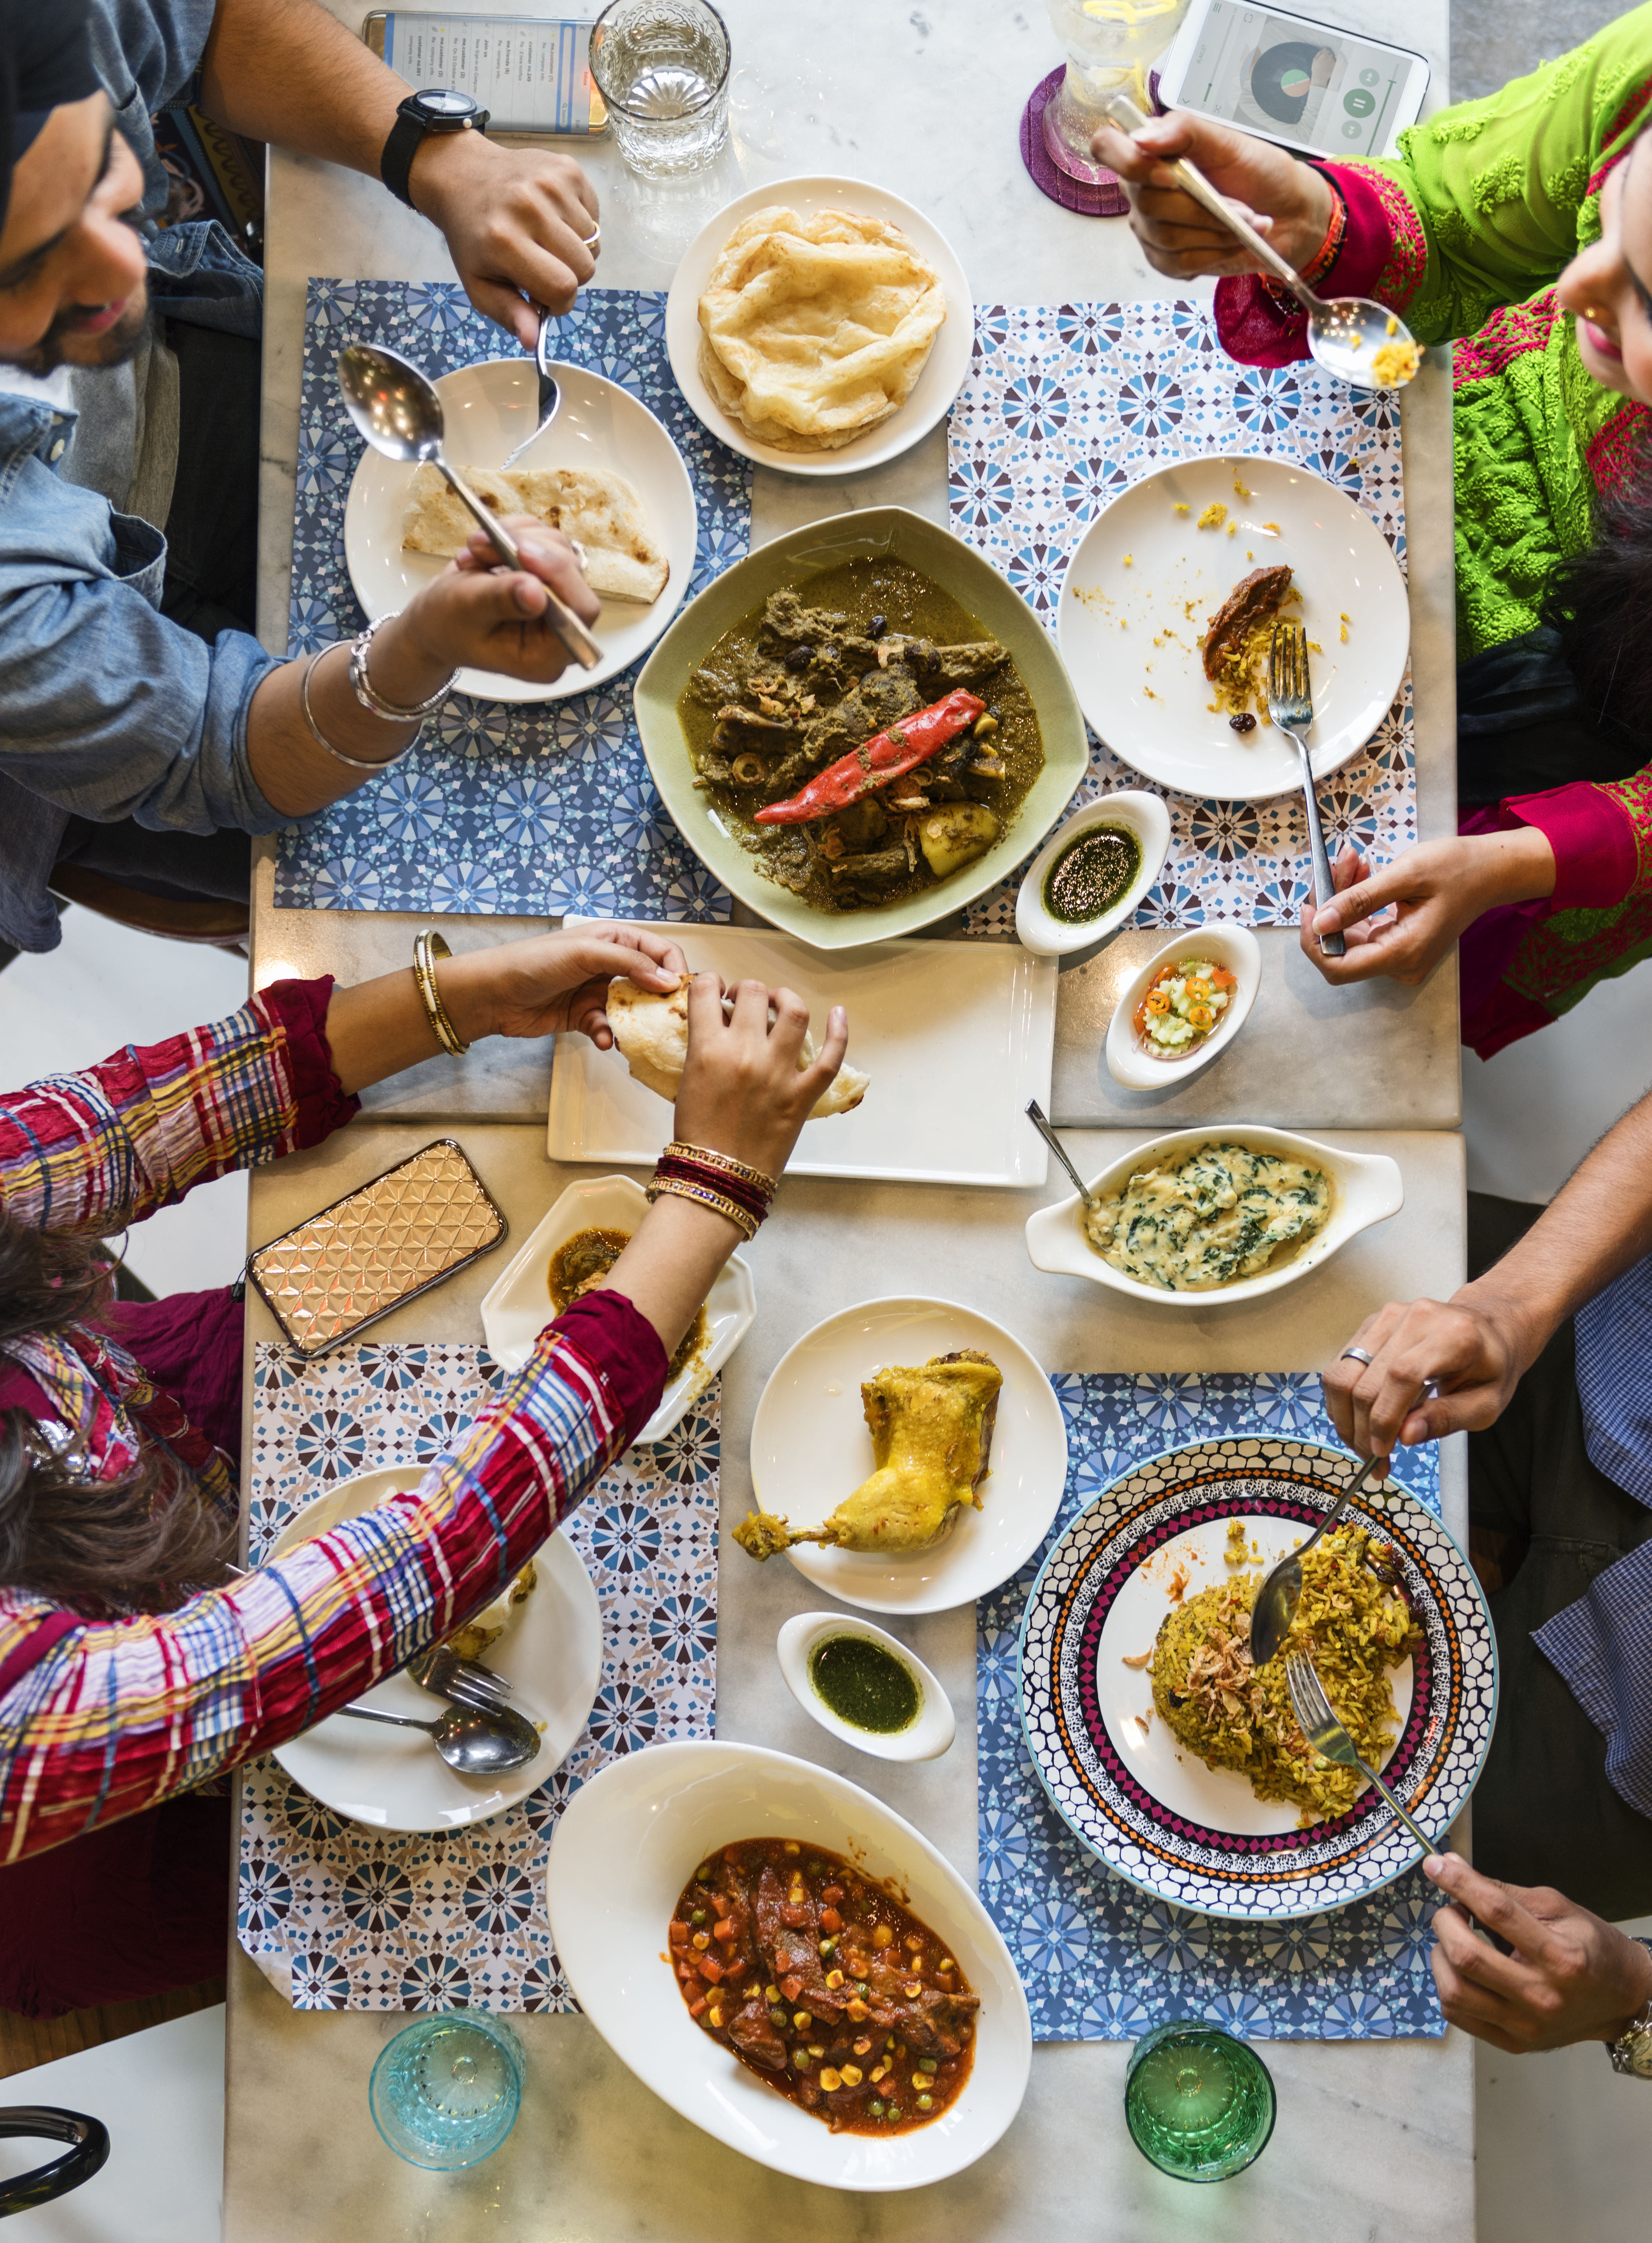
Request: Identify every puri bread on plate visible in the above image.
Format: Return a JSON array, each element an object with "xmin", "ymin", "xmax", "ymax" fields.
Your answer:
[
  {"xmin": 696, "ymin": 205, "xmax": 946, "ymax": 453},
  {"xmin": 401, "ymin": 462, "xmax": 670, "ymax": 603},
  {"xmin": 607, "ymin": 977, "xmax": 870, "ymax": 1118}
]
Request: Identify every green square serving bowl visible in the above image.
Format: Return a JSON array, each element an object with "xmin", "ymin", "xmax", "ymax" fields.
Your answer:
[{"xmin": 633, "ymin": 507, "xmax": 1091, "ymax": 950}]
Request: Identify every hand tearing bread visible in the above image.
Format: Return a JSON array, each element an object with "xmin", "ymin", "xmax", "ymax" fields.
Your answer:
[
  {"xmin": 401, "ymin": 462, "xmax": 669, "ymax": 604},
  {"xmin": 606, "ymin": 975, "xmax": 869, "ymax": 1118}
]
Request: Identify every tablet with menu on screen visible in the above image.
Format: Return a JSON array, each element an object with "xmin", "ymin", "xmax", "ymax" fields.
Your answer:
[{"xmin": 1155, "ymin": 0, "xmax": 1429, "ymax": 163}]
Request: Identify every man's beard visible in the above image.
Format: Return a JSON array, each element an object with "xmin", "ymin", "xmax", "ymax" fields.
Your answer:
[{"xmin": 12, "ymin": 291, "xmax": 151, "ymax": 378}]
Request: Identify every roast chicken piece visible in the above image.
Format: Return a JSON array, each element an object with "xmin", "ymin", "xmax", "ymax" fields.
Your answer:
[{"xmin": 734, "ymin": 1351, "xmax": 1002, "ymax": 1560}]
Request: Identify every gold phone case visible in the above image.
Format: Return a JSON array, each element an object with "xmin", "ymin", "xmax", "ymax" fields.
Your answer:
[{"xmin": 248, "ymin": 1138, "xmax": 508, "ymax": 1358}]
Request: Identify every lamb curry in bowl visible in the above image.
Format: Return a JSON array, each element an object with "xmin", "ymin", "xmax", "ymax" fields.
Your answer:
[{"xmin": 679, "ymin": 558, "xmax": 1045, "ymax": 915}]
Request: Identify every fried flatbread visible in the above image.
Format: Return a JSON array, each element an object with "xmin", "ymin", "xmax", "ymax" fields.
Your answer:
[
  {"xmin": 607, "ymin": 975, "xmax": 870, "ymax": 1118},
  {"xmin": 400, "ymin": 462, "xmax": 669, "ymax": 603},
  {"xmin": 697, "ymin": 205, "xmax": 946, "ymax": 453}
]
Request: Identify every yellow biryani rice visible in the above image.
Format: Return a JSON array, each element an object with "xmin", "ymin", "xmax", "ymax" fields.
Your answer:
[{"xmin": 1148, "ymin": 1522, "xmax": 1419, "ymax": 1826}]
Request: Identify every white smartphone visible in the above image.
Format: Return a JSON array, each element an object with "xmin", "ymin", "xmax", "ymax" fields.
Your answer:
[{"xmin": 1155, "ymin": 0, "xmax": 1429, "ymax": 162}]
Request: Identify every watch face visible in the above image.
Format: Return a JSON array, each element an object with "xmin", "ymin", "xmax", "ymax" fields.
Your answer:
[
  {"xmin": 1631, "ymin": 2033, "xmax": 1652, "ymax": 2081},
  {"xmin": 414, "ymin": 89, "xmax": 477, "ymax": 121}
]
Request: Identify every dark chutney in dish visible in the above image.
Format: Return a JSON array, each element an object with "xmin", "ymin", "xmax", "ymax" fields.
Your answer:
[
  {"xmin": 678, "ymin": 558, "xmax": 1044, "ymax": 915},
  {"xmin": 549, "ymin": 1227, "xmax": 705, "ymax": 1381},
  {"xmin": 1042, "ymin": 823, "xmax": 1141, "ymax": 925},
  {"xmin": 667, "ymin": 1837, "xmax": 978, "ymax": 2133},
  {"xmin": 809, "ymin": 1634, "xmax": 921, "ymax": 1734}
]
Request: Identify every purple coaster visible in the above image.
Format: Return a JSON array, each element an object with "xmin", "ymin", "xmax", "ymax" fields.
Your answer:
[{"xmin": 1020, "ymin": 66, "xmax": 1130, "ymax": 217}]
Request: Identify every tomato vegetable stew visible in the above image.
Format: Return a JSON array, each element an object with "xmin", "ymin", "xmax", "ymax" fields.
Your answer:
[{"xmin": 667, "ymin": 1838, "xmax": 978, "ymax": 2133}]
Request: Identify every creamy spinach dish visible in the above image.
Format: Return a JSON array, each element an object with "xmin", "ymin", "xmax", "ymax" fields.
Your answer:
[{"xmin": 1083, "ymin": 1141, "xmax": 1332, "ymax": 1292}]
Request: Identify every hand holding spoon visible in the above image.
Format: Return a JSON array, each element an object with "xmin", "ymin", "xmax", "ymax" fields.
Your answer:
[
  {"xmin": 336, "ymin": 341, "xmax": 599, "ymax": 670},
  {"xmin": 1101, "ymin": 94, "xmax": 1423, "ymax": 392}
]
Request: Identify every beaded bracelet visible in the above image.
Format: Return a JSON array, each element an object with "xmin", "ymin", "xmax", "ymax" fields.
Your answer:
[
  {"xmin": 412, "ymin": 928, "xmax": 470, "ymax": 1056},
  {"xmin": 653, "ymin": 1156, "xmax": 769, "ymax": 1231},
  {"xmin": 646, "ymin": 1174, "xmax": 761, "ymax": 1241}
]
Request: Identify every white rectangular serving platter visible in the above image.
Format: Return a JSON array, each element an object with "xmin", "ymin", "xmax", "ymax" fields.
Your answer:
[{"xmin": 548, "ymin": 921, "xmax": 1056, "ymax": 1186}]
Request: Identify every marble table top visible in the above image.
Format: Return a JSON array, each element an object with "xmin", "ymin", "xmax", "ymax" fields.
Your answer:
[{"xmin": 236, "ymin": 0, "xmax": 1471, "ymax": 2232}]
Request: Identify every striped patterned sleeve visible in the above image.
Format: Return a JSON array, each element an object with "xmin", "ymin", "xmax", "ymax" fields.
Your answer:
[
  {"xmin": 0, "ymin": 977, "xmax": 356, "ymax": 1237},
  {"xmin": 0, "ymin": 1294, "xmax": 667, "ymax": 1863},
  {"xmin": 1533, "ymin": 1540, "xmax": 1652, "ymax": 1822}
]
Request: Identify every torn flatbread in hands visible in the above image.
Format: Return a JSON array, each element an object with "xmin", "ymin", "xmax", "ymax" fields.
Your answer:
[{"xmin": 606, "ymin": 976, "xmax": 869, "ymax": 1117}]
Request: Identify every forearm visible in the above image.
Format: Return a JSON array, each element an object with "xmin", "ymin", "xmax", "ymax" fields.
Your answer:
[
  {"xmin": 198, "ymin": 0, "xmax": 409, "ymax": 176},
  {"xmin": 246, "ymin": 616, "xmax": 453, "ymax": 820},
  {"xmin": 602, "ymin": 1190, "xmax": 749, "ymax": 1360}
]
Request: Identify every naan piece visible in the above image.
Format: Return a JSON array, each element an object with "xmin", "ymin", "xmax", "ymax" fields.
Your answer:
[
  {"xmin": 697, "ymin": 205, "xmax": 946, "ymax": 453},
  {"xmin": 400, "ymin": 462, "xmax": 669, "ymax": 603},
  {"xmin": 606, "ymin": 974, "xmax": 869, "ymax": 1118}
]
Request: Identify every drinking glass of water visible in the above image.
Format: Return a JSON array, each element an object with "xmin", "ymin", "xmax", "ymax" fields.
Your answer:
[
  {"xmin": 1123, "ymin": 2020, "xmax": 1276, "ymax": 2182},
  {"xmin": 589, "ymin": 0, "xmax": 732, "ymax": 180},
  {"xmin": 369, "ymin": 2013, "xmax": 525, "ymax": 2171},
  {"xmin": 1040, "ymin": 0, "xmax": 1190, "ymax": 184}
]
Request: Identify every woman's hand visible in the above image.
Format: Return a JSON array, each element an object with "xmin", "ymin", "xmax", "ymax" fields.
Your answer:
[
  {"xmin": 674, "ymin": 975, "xmax": 849, "ymax": 1181},
  {"xmin": 378, "ymin": 520, "xmax": 603, "ymax": 694},
  {"xmin": 1321, "ymin": 1283, "xmax": 1542, "ymax": 1459},
  {"xmin": 438, "ymin": 926, "xmax": 690, "ymax": 1050},
  {"xmin": 1425, "ymin": 1853, "xmax": 1652, "ymax": 2053},
  {"xmin": 1300, "ymin": 829, "xmax": 1558, "ymax": 987},
  {"xmin": 1089, "ymin": 108, "xmax": 1332, "ymax": 280}
]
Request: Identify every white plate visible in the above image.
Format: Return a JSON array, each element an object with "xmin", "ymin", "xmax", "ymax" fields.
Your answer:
[
  {"xmin": 665, "ymin": 174, "xmax": 973, "ymax": 477},
  {"xmin": 747, "ymin": 1296, "xmax": 1069, "ymax": 1615},
  {"xmin": 547, "ymin": 920, "xmax": 1057, "ymax": 1187},
  {"xmin": 1056, "ymin": 456, "xmax": 1409, "ymax": 801},
  {"xmin": 1013, "ymin": 790, "xmax": 1173, "ymax": 958},
  {"xmin": 1024, "ymin": 1124, "xmax": 1402, "ymax": 1309},
  {"xmin": 268, "ymin": 1464, "xmax": 601, "ymax": 1832},
  {"xmin": 1104, "ymin": 925, "xmax": 1262, "ymax": 1089},
  {"xmin": 478, "ymin": 1171, "xmax": 754, "ymax": 1441},
  {"xmin": 544, "ymin": 1739, "xmax": 1031, "ymax": 2188},
  {"xmin": 343, "ymin": 357, "xmax": 698, "ymax": 703},
  {"xmin": 776, "ymin": 1611, "xmax": 956, "ymax": 1763}
]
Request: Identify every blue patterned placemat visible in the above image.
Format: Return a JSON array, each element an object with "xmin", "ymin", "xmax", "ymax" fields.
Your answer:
[
  {"xmin": 948, "ymin": 299, "xmax": 1414, "ymax": 937},
  {"xmin": 272, "ymin": 280, "xmax": 749, "ymax": 919},
  {"xmin": 237, "ymin": 1341, "xmax": 718, "ymax": 2011},
  {"xmin": 978, "ymin": 1373, "xmax": 1446, "ymax": 2042}
]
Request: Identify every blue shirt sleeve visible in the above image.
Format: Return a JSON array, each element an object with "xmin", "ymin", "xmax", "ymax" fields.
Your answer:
[{"xmin": 1534, "ymin": 1540, "xmax": 1652, "ymax": 1821}]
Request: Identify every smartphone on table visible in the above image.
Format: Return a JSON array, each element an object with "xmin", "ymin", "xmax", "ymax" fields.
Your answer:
[
  {"xmin": 1155, "ymin": 0, "xmax": 1429, "ymax": 161},
  {"xmin": 362, "ymin": 12, "xmax": 607, "ymax": 135}
]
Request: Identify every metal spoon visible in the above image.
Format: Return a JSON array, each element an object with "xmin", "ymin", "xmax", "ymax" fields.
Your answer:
[
  {"xmin": 502, "ymin": 310, "xmax": 563, "ymax": 468},
  {"xmin": 336, "ymin": 1697, "xmax": 542, "ymax": 1776},
  {"xmin": 1102, "ymin": 93, "xmax": 1422, "ymax": 391},
  {"xmin": 1025, "ymin": 1098, "xmax": 1100, "ymax": 1211},
  {"xmin": 335, "ymin": 341, "xmax": 600, "ymax": 671}
]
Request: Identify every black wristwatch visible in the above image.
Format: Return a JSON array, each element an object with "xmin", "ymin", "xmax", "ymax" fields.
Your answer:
[{"xmin": 380, "ymin": 88, "xmax": 489, "ymax": 211}]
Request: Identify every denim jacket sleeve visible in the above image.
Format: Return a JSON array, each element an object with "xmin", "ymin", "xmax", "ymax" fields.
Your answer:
[{"xmin": 0, "ymin": 401, "xmax": 283, "ymax": 837}]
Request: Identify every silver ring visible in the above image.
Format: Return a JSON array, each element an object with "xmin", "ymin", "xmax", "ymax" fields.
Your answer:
[
  {"xmin": 1340, "ymin": 1347, "xmax": 1374, "ymax": 1367},
  {"xmin": 581, "ymin": 221, "xmax": 601, "ymax": 249},
  {"xmin": 567, "ymin": 536, "xmax": 589, "ymax": 573}
]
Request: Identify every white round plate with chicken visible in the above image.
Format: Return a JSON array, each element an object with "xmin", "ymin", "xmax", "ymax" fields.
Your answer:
[
  {"xmin": 744, "ymin": 1296, "xmax": 1068, "ymax": 1615},
  {"xmin": 1056, "ymin": 455, "xmax": 1409, "ymax": 802}
]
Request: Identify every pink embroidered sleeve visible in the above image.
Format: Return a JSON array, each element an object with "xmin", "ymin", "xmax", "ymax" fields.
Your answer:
[
  {"xmin": 1463, "ymin": 786, "xmax": 1640, "ymax": 912},
  {"xmin": 1215, "ymin": 164, "xmax": 1414, "ymax": 368}
]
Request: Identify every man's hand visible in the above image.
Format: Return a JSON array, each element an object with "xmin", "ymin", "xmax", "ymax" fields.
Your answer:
[
  {"xmin": 410, "ymin": 131, "xmax": 600, "ymax": 342},
  {"xmin": 1426, "ymin": 1854, "xmax": 1652, "ymax": 2053},
  {"xmin": 1322, "ymin": 1286, "xmax": 1539, "ymax": 1458},
  {"xmin": 1299, "ymin": 830, "xmax": 1557, "ymax": 987},
  {"xmin": 1089, "ymin": 108, "xmax": 1331, "ymax": 280}
]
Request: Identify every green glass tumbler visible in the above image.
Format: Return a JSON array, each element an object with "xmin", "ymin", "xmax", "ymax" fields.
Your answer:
[
  {"xmin": 369, "ymin": 2012, "xmax": 524, "ymax": 2170},
  {"xmin": 1123, "ymin": 2020, "xmax": 1276, "ymax": 2182}
]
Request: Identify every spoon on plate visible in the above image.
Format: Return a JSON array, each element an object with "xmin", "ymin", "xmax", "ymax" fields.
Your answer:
[
  {"xmin": 502, "ymin": 310, "xmax": 563, "ymax": 468},
  {"xmin": 1101, "ymin": 92, "xmax": 1423, "ymax": 392},
  {"xmin": 337, "ymin": 1697, "xmax": 542, "ymax": 1775},
  {"xmin": 335, "ymin": 340, "xmax": 600, "ymax": 671},
  {"xmin": 1024, "ymin": 1098, "xmax": 1100, "ymax": 1212}
]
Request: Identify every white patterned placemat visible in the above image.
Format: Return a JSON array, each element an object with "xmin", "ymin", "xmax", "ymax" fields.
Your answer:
[
  {"xmin": 236, "ymin": 1341, "xmax": 717, "ymax": 2011},
  {"xmin": 948, "ymin": 299, "xmax": 1413, "ymax": 935}
]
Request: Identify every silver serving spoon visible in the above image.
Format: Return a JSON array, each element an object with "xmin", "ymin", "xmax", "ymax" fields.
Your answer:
[
  {"xmin": 336, "ymin": 341, "xmax": 599, "ymax": 670},
  {"xmin": 1102, "ymin": 93, "xmax": 1422, "ymax": 392},
  {"xmin": 502, "ymin": 310, "xmax": 563, "ymax": 467},
  {"xmin": 336, "ymin": 1696, "xmax": 542, "ymax": 1776},
  {"xmin": 1025, "ymin": 1098, "xmax": 1100, "ymax": 1212}
]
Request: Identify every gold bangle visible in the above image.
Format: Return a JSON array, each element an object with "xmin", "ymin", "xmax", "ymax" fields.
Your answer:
[
  {"xmin": 662, "ymin": 1141, "xmax": 778, "ymax": 1195},
  {"xmin": 645, "ymin": 1174, "xmax": 759, "ymax": 1241},
  {"xmin": 412, "ymin": 929, "xmax": 470, "ymax": 1057}
]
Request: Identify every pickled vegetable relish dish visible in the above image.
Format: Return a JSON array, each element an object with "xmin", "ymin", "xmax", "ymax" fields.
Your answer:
[
  {"xmin": 1134, "ymin": 956, "xmax": 1237, "ymax": 1062},
  {"xmin": 667, "ymin": 1837, "xmax": 977, "ymax": 2133}
]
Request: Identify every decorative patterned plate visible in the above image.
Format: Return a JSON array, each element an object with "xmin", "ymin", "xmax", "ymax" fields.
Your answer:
[{"xmin": 1019, "ymin": 1437, "xmax": 1496, "ymax": 1921}]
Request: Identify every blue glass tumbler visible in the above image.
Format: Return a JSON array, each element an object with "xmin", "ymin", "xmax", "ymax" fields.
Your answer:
[{"xmin": 369, "ymin": 2012, "xmax": 524, "ymax": 2170}]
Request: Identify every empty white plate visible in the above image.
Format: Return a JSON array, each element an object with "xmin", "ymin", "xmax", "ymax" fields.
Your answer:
[{"xmin": 343, "ymin": 356, "xmax": 698, "ymax": 703}]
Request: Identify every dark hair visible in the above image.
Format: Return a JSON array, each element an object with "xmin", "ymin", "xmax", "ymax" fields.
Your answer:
[
  {"xmin": 0, "ymin": 1209, "xmax": 232, "ymax": 1613},
  {"xmin": 1542, "ymin": 433, "xmax": 1652, "ymax": 746}
]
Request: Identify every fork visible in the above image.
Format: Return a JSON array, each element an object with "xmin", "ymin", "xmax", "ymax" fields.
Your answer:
[
  {"xmin": 1267, "ymin": 619, "xmax": 1345, "ymax": 961},
  {"xmin": 1284, "ymin": 1648, "xmax": 1434, "ymax": 1858},
  {"xmin": 407, "ymin": 1642, "xmax": 514, "ymax": 1712},
  {"xmin": 502, "ymin": 309, "xmax": 563, "ymax": 468}
]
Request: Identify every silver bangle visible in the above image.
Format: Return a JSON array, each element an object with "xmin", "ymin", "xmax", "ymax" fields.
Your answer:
[
  {"xmin": 349, "ymin": 613, "xmax": 455, "ymax": 722},
  {"xmin": 301, "ymin": 645, "xmax": 417, "ymax": 773}
]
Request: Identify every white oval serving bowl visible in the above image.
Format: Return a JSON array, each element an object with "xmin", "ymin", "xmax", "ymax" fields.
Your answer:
[
  {"xmin": 544, "ymin": 1739, "xmax": 1031, "ymax": 2190},
  {"xmin": 1014, "ymin": 790, "xmax": 1171, "ymax": 957},
  {"xmin": 479, "ymin": 1173, "xmax": 753, "ymax": 1443},
  {"xmin": 1104, "ymin": 924, "xmax": 1262, "ymax": 1089},
  {"xmin": 1024, "ymin": 1124, "xmax": 1402, "ymax": 1308},
  {"xmin": 776, "ymin": 1611, "xmax": 955, "ymax": 1763}
]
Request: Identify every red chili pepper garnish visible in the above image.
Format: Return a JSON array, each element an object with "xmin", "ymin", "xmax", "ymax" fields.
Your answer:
[{"xmin": 752, "ymin": 690, "xmax": 986, "ymax": 826}]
